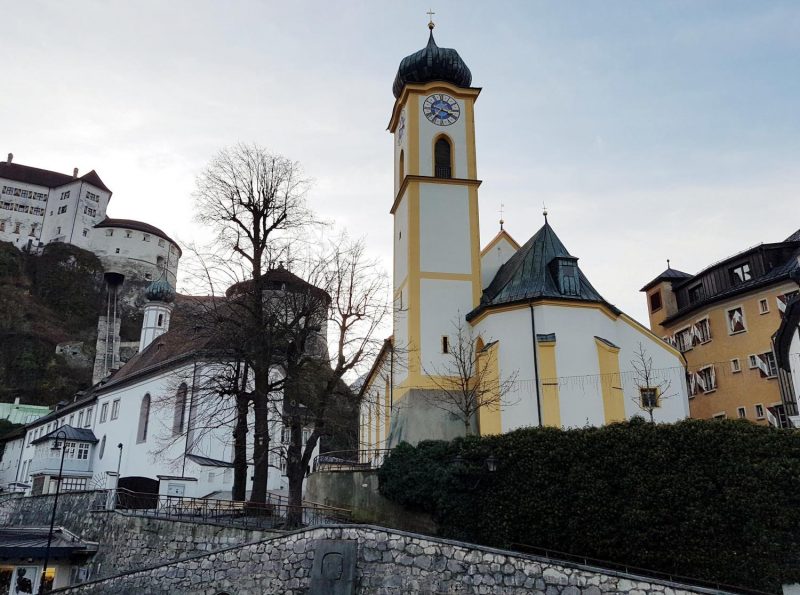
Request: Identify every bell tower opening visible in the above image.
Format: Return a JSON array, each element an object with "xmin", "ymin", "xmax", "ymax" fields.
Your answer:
[{"xmin": 434, "ymin": 136, "xmax": 452, "ymax": 179}]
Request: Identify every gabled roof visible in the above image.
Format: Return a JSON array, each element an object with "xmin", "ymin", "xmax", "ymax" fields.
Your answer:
[
  {"xmin": 467, "ymin": 221, "xmax": 611, "ymax": 321},
  {"xmin": 640, "ymin": 267, "xmax": 693, "ymax": 292},
  {"xmin": 0, "ymin": 161, "xmax": 111, "ymax": 193},
  {"xmin": 31, "ymin": 424, "xmax": 98, "ymax": 445},
  {"xmin": 480, "ymin": 228, "xmax": 520, "ymax": 257}
]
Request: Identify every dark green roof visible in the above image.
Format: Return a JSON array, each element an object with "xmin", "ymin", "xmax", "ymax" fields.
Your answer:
[
  {"xmin": 392, "ymin": 30, "xmax": 472, "ymax": 98},
  {"xmin": 640, "ymin": 267, "xmax": 692, "ymax": 292},
  {"xmin": 31, "ymin": 425, "xmax": 98, "ymax": 445},
  {"xmin": 467, "ymin": 221, "xmax": 613, "ymax": 320}
]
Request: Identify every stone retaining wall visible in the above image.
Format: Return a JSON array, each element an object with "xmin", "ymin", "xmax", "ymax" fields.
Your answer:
[
  {"xmin": 0, "ymin": 491, "xmax": 278, "ymax": 580},
  {"xmin": 53, "ymin": 525, "xmax": 725, "ymax": 595}
]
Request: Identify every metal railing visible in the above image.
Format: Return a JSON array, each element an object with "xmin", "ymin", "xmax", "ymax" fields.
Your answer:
[
  {"xmin": 511, "ymin": 543, "xmax": 772, "ymax": 595},
  {"xmin": 311, "ymin": 448, "xmax": 393, "ymax": 473},
  {"xmin": 112, "ymin": 488, "xmax": 351, "ymax": 529}
]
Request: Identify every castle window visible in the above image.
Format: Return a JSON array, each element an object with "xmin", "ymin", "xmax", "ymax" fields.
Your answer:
[
  {"xmin": 137, "ymin": 393, "xmax": 151, "ymax": 443},
  {"xmin": 173, "ymin": 383, "xmax": 187, "ymax": 436},
  {"xmin": 157, "ymin": 256, "xmax": 165, "ymax": 268},
  {"xmin": 158, "ymin": 238, "xmax": 165, "ymax": 247},
  {"xmin": 105, "ymin": 229, "xmax": 113, "ymax": 236},
  {"xmin": 434, "ymin": 137, "xmax": 452, "ymax": 179},
  {"xmin": 125, "ymin": 231, "xmax": 132, "ymax": 238},
  {"xmin": 649, "ymin": 291, "xmax": 662, "ymax": 313},
  {"xmin": 143, "ymin": 233, "xmax": 150, "ymax": 242}
]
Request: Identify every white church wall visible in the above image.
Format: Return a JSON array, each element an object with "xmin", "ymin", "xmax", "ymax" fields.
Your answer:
[
  {"xmin": 393, "ymin": 195, "xmax": 408, "ymax": 288},
  {"xmin": 419, "ymin": 183, "xmax": 471, "ymax": 274},
  {"xmin": 393, "ymin": 106, "xmax": 408, "ymax": 197},
  {"xmin": 416, "ymin": 93, "xmax": 468, "ymax": 178},
  {"xmin": 393, "ymin": 298, "xmax": 409, "ymax": 385},
  {"xmin": 480, "ymin": 235, "xmax": 518, "ymax": 289},
  {"xmin": 420, "ymin": 279, "xmax": 473, "ymax": 373},
  {"xmin": 473, "ymin": 308, "xmax": 540, "ymax": 431}
]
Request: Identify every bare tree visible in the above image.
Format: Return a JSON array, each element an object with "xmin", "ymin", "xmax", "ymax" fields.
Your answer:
[
  {"xmin": 630, "ymin": 342, "xmax": 675, "ymax": 423},
  {"xmin": 280, "ymin": 237, "xmax": 389, "ymax": 527},
  {"xmin": 192, "ymin": 143, "xmax": 312, "ymax": 505},
  {"xmin": 422, "ymin": 316, "xmax": 518, "ymax": 436}
]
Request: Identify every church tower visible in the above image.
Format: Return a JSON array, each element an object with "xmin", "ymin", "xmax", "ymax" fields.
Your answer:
[
  {"xmin": 139, "ymin": 277, "xmax": 175, "ymax": 352},
  {"xmin": 387, "ymin": 21, "xmax": 482, "ymax": 443}
]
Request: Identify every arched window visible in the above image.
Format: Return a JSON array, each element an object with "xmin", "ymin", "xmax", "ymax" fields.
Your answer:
[
  {"xmin": 398, "ymin": 150, "xmax": 405, "ymax": 187},
  {"xmin": 434, "ymin": 137, "xmax": 452, "ymax": 179},
  {"xmin": 137, "ymin": 394, "xmax": 151, "ymax": 443},
  {"xmin": 173, "ymin": 383, "xmax": 187, "ymax": 436},
  {"xmin": 157, "ymin": 313, "xmax": 164, "ymax": 327}
]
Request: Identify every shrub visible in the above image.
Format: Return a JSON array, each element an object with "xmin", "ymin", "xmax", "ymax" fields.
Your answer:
[{"xmin": 378, "ymin": 419, "xmax": 800, "ymax": 592}]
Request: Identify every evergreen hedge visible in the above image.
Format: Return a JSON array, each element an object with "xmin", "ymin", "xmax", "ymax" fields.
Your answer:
[{"xmin": 378, "ymin": 419, "xmax": 800, "ymax": 592}]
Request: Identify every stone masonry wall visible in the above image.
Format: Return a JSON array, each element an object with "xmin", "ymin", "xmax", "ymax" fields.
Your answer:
[
  {"xmin": 0, "ymin": 492, "xmax": 278, "ymax": 580},
  {"xmin": 54, "ymin": 525, "xmax": 725, "ymax": 595}
]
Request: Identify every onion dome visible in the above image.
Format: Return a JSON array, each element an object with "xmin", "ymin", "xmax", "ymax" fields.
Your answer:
[
  {"xmin": 392, "ymin": 28, "xmax": 472, "ymax": 98},
  {"xmin": 145, "ymin": 276, "xmax": 175, "ymax": 303}
]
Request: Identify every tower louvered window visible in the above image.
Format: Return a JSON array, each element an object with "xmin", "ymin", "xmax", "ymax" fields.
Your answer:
[{"xmin": 434, "ymin": 137, "xmax": 452, "ymax": 179}]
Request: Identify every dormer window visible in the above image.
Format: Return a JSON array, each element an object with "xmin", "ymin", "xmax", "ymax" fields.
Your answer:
[
  {"xmin": 548, "ymin": 256, "xmax": 580, "ymax": 296},
  {"xmin": 688, "ymin": 284, "xmax": 704, "ymax": 304},
  {"xmin": 729, "ymin": 263, "xmax": 751, "ymax": 285}
]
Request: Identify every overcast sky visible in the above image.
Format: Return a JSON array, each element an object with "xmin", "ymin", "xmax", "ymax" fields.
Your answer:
[{"xmin": 3, "ymin": 0, "xmax": 798, "ymax": 323}]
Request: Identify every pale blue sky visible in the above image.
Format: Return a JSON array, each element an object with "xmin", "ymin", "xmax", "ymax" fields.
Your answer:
[{"xmin": 2, "ymin": 1, "xmax": 798, "ymax": 323}]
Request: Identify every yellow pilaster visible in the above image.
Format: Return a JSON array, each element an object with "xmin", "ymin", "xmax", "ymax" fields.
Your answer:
[
  {"xmin": 537, "ymin": 340, "xmax": 561, "ymax": 427},
  {"xmin": 595, "ymin": 338, "xmax": 626, "ymax": 423}
]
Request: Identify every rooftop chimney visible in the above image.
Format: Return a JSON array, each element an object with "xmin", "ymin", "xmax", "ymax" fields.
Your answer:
[
  {"xmin": 73, "ymin": 167, "xmax": 79, "ymax": 178},
  {"xmin": 7, "ymin": 153, "xmax": 12, "ymax": 163}
]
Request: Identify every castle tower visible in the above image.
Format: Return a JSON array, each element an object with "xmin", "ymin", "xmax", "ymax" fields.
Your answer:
[
  {"xmin": 387, "ymin": 23, "xmax": 482, "ymax": 442},
  {"xmin": 139, "ymin": 277, "xmax": 175, "ymax": 352}
]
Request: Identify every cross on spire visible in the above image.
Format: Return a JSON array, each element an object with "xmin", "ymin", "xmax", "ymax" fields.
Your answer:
[
  {"xmin": 427, "ymin": 8, "xmax": 435, "ymax": 30},
  {"xmin": 499, "ymin": 202, "xmax": 505, "ymax": 231}
]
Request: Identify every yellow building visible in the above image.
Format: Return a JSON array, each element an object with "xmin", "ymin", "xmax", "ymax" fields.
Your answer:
[{"xmin": 642, "ymin": 231, "xmax": 800, "ymax": 425}]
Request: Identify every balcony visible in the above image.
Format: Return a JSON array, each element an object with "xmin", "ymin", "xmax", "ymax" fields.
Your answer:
[{"xmin": 29, "ymin": 453, "xmax": 93, "ymax": 477}]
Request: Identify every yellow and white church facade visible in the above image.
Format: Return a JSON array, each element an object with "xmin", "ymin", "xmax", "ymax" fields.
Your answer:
[{"xmin": 359, "ymin": 26, "xmax": 689, "ymax": 450}]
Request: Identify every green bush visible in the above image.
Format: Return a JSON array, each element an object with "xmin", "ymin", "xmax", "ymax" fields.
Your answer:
[{"xmin": 378, "ymin": 419, "xmax": 800, "ymax": 592}]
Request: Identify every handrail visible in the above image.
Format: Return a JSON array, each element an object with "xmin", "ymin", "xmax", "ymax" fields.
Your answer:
[
  {"xmin": 510, "ymin": 542, "xmax": 772, "ymax": 595},
  {"xmin": 311, "ymin": 448, "xmax": 394, "ymax": 473},
  {"xmin": 111, "ymin": 488, "xmax": 352, "ymax": 529}
]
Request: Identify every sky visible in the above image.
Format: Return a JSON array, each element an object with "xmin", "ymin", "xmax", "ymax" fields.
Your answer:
[{"xmin": 2, "ymin": 0, "xmax": 799, "ymax": 324}]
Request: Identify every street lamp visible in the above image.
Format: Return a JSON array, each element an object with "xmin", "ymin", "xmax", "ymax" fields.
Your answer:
[{"xmin": 39, "ymin": 429, "xmax": 68, "ymax": 595}]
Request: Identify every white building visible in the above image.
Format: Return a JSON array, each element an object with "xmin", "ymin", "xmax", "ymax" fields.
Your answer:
[
  {"xmin": 359, "ymin": 26, "xmax": 690, "ymax": 450},
  {"xmin": 0, "ymin": 272, "xmax": 323, "ymax": 499}
]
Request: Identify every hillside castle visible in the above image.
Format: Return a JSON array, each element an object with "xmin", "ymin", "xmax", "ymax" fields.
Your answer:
[{"xmin": 0, "ymin": 154, "xmax": 181, "ymax": 383}]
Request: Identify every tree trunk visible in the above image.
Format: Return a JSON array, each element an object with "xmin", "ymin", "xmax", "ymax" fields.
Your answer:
[
  {"xmin": 232, "ymin": 393, "xmax": 249, "ymax": 501},
  {"xmin": 249, "ymin": 389, "xmax": 270, "ymax": 505},
  {"xmin": 286, "ymin": 420, "xmax": 304, "ymax": 528}
]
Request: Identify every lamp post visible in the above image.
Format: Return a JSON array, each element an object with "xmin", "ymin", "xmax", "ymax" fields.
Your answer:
[{"xmin": 39, "ymin": 429, "xmax": 68, "ymax": 595}]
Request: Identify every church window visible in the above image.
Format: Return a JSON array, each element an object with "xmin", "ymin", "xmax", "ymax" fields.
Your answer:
[
  {"xmin": 137, "ymin": 394, "xmax": 151, "ymax": 443},
  {"xmin": 157, "ymin": 313, "xmax": 164, "ymax": 327},
  {"xmin": 434, "ymin": 137, "xmax": 452, "ymax": 178},
  {"xmin": 398, "ymin": 150, "xmax": 405, "ymax": 186},
  {"xmin": 173, "ymin": 383, "xmax": 187, "ymax": 436},
  {"xmin": 111, "ymin": 399, "xmax": 120, "ymax": 420},
  {"xmin": 99, "ymin": 402, "xmax": 108, "ymax": 423},
  {"xmin": 639, "ymin": 388, "xmax": 659, "ymax": 409},
  {"xmin": 649, "ymin": 291, "xmax": 661, "ymax": 313},
  {"xmin": 441, "ymin": 336, "xmax": 449, "ymax": 354}
]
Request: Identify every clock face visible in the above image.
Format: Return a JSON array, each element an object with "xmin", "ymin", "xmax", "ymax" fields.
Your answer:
[{"xmin": 423, "ymin": 93, "xmax": 460, "ymax": 126}]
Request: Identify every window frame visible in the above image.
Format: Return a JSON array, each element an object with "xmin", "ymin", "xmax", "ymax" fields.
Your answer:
[
  {"xmin": 639, "ymin": 387, "xmax": 660, "ymax": 409},
  {"xmin": 737, "ymin": 407, "xmax": 746, "ymax": 419},
  {"xmin": 649, "ymin": 290, "xmax": 662, "ymax": 313},
  {"xmin": 99, "ymin": 402, "xmax": 108, "ymax": 423},
  {"xmin": 110, "ymin": 399, "xmax": 120, "ymax": 420},
  {"xmin": 758, "ymin": 298, "xmax": 769, "ymax": 314},
  {"xmin": 726, "ymin": 305, "xmax": 747, "ymax": 335},
  {"xmin": 730, "ymin": 358, "xmax": 741, "ymax": 373},
  {"xmin": 755, "ymin": 403, "xmax": 765, "ymax": 419}
]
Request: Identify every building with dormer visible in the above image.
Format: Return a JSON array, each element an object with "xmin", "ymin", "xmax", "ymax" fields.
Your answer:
[
  {"xmin": 642, "ymin": 230, "xmax": 800, "ymax": 425},
  {"xmin": 358, "ymin": 25, "xmax": 689, "ymax": 450}
]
